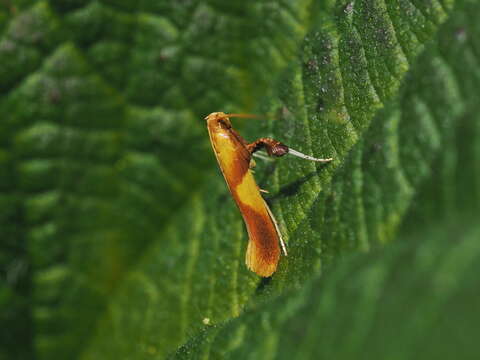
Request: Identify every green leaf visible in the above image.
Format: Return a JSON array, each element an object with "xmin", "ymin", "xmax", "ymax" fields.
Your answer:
[
  {"xmin": 0, "ymin": 0, "xmax": 479, "ymax": 359},
  {"xmin": 173, "ymin": 216, "xmax": 480, "ymax": 359}
]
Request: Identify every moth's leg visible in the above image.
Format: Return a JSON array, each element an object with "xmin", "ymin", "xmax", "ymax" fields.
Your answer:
[
  {"xmin": 247, "ymin": 137, "xmax": 333, "ymax": 163},
  {"xmin": 252, "ymin": 152, "xmax": 274, "ymax": 162},
  {"xmin": 287, "ymin": 148, "xmax": 333, "ymax": 163},
  {"xmin": 246, "ymin": 138, "xmax": 289, "ymax": 157}
]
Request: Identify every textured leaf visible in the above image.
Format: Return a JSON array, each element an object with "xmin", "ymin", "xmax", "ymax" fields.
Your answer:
[
  {"xmin": 0, "ymin": 1, "xmax": 317, "ymax": 358},
  {"xmin": 173, "ymin": 215, "xmax": 480, "ymax": 359},
  {"xmin": 171, "ymin": 0, "xmax": 480, "ymax": 353},
  {"xmin": 0, "ymin": 0, "xmax": 479, "ymax": 359}
]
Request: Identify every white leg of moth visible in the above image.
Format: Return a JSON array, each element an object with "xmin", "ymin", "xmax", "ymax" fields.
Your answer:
[
  {"xmin": 264, "ymin": 202, "xmax": 288, "ymax": 256},
  {"xmin": 252, "ymin": 151, "xmax": 274, "ymax": 162},
  {"xmin": 288, "ymin": 148, "xmax": 333, "ymax": 163},
  {"xmin": 279, "ymin": 232, "xmax": 287, "ymax": 256}
]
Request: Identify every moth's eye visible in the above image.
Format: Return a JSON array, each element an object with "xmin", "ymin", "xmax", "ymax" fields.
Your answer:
[{"xmin": 220, "ymin": 119, "xmax": 232, "ymax": 128}]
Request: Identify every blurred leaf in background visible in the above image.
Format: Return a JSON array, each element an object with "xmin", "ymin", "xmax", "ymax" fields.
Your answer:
[{"xmin": 0, "ymin": 0, "xmax": 479, "ymax": 359}]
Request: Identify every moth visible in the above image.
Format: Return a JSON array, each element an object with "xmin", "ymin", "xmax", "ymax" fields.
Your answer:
[{"xmin": 205, "ymin": 112, "xmax": 332, "ymax": 277}]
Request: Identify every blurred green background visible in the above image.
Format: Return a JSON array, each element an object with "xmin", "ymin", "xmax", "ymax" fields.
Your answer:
[{"xmin": 1, "ymin": 1, "xmax": 479, "ymax": 359}]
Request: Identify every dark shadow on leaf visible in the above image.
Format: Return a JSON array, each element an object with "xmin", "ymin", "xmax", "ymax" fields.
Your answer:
[
  {"xmin": 256, "ymin": 161, "xmax": 278, "ymax": 186},
  {"xmin": 267, "ymin": 164, "xmax": 330, "ymax": 203},
  {"xmin": 255, "ymin": 276, "xmax": 272, "ymax": 294}
]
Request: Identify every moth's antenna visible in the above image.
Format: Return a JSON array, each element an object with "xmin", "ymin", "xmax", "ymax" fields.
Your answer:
[
  {"xmin": 227, "ymin": 113, "xmax": 262, "ymax": 119},
  {"xmin": 288, "ymin": 148, "xmax": 333, "ymax": 163}
]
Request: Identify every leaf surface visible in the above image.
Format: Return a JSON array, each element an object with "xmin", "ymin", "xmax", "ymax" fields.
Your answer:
[{"xmin": 0, "ymin": 0, "xmax": 479, "ymax": 359}]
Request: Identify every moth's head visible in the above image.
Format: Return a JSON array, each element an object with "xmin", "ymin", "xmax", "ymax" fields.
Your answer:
[{"xmin": 204, "ymin": 112, "xmax": 231, "ymax": 128}]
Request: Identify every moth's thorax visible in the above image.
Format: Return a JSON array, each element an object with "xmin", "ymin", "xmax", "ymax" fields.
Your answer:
[
  {"xmin": 206, "ymin": 112, "xmax": 247, "ymax": 175},
  {"xmin": 209, "ymin": 124, "xmax": 249, "ymax": 187}
]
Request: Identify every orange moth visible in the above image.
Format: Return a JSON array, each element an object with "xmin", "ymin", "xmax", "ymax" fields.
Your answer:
[{"xmin": 205, "ymin": 112, "xmax": 332, "ymax": 277}]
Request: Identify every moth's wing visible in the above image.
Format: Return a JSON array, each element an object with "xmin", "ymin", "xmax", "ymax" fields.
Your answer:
[
  {"xmin": 244, "ymin": 198, "xmax": 281, "ymax": 277},
  {"xmin": 207, "ymin": 123, "xmax": 281, "ymax": 277}
]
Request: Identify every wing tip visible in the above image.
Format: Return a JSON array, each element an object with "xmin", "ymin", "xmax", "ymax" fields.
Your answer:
[{"xmin": 245, "ymin": 241, "xmax": 279, "ymax": 277}]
